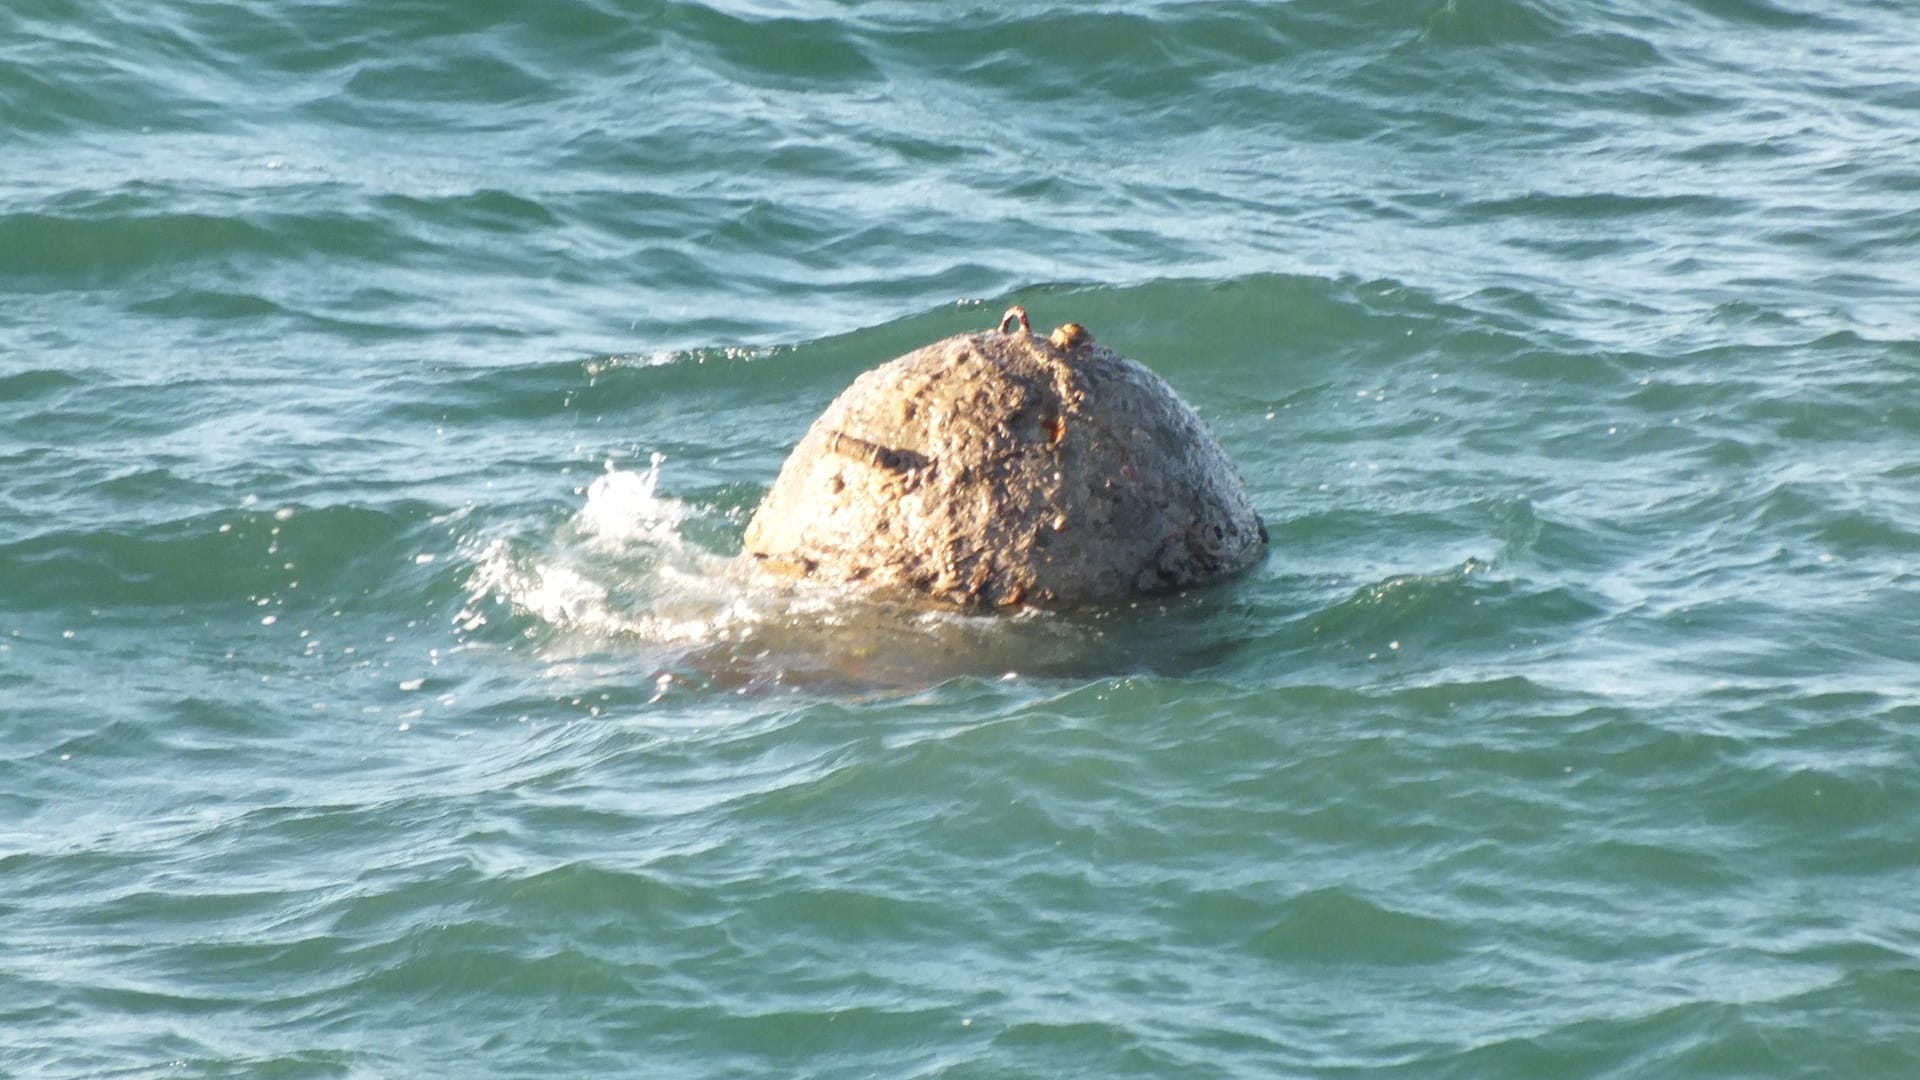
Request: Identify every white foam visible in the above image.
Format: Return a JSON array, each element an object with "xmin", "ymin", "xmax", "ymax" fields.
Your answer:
[
  {"xmin": 576, "ymin": 453, "xmax": 682, "ymax": 547},
  {"xmin": 459, "ymin": 454, "xmax": 771, "ymax": 655}
]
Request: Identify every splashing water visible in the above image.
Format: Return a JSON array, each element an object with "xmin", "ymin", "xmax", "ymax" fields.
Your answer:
[
  {"xmin": 576, "ymin": 453, "xmax": 683, "ymax": 548},
  {"xmin": 453, "ymin": 453, "xmax": 1253, "ymax": 691},
  {"xmin": 460, "ymin": 455, "xmax": 759, "ymax": 650}
]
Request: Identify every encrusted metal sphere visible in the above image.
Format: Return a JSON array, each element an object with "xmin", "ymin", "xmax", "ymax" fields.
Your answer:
[{"xmin": 743, "ymin": 308, "xmax": 1267, "ymax": 608}]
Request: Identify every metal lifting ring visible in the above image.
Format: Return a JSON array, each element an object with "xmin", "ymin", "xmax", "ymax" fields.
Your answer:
[{"xmin": 998, "ymin": 305, "xmax": 1030, "ymax": 335}]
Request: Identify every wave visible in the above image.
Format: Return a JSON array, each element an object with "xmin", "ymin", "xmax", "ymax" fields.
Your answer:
[{"xmin": 0, "ymin": 499, "xmax": 444, "ymax": 611}]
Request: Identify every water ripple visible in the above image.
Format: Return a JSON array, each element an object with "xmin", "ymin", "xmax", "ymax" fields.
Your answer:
[{"xmin": 6, "ymin": 0, "xmax": 1920, "ymax": 1074}]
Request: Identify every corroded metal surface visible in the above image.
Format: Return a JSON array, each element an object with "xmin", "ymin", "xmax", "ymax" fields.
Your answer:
[{"xmin": 744, "ymin": 308, "xmax": 1266, "ymax": 608}]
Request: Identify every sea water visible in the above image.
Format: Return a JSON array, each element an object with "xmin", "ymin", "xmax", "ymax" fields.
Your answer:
[{"xmin": 3, "ymin": 1, "xmax": 1918, "ymax": 1076}]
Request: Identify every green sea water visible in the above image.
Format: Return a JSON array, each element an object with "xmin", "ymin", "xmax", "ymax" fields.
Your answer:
[{"xmin": 3, "ymin": 1, "xmax": 1919, "ymax": 1076}]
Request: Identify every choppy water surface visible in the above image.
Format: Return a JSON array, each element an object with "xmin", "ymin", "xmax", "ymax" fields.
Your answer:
[{"xmin": 4, "ymin": 1, "xmax": 1918, "ymax": 1076}]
